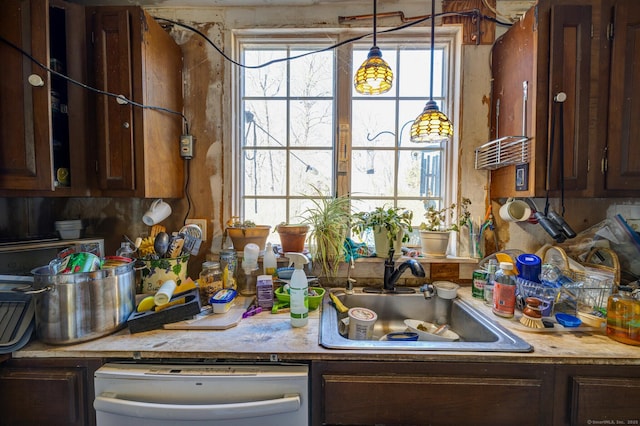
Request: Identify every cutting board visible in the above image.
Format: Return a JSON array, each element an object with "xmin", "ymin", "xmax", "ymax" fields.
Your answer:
[{"xmin": 163, "ymin": 301, "xmax": 247, "ymax": 330}]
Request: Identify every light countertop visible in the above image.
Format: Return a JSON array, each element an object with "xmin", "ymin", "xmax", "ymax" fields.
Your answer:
[{"xmin": 13, "ymin": 288, "xmax": 640, "ymax": 365}]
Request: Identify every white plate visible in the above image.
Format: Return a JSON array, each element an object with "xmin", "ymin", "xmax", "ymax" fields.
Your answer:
[{"xmin": 404, "ymin": 319, "xmax": 460, "ymax": 342}]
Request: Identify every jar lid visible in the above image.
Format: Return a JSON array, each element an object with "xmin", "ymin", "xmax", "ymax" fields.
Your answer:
[
  {"xmin": 210, "ymin": 288, "xmax": 237, "ymax": 304},
  {"xmin": 203, "ymin": 261, "xmax": 220, "ymax": 269}
]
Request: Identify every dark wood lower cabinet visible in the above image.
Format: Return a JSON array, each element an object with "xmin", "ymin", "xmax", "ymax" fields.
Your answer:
[
  {"xmin": 312, "ymin": 361, "xmax": 555, "ymax": 426},
  {"xmin": 0, "ymin": 358, "xmax": 103, "ymax": 426}
]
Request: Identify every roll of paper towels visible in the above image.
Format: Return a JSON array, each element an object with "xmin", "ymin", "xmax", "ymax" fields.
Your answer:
[{"xmin": 154, "ymin": 280, "xmax": 177, "ymax": 306}]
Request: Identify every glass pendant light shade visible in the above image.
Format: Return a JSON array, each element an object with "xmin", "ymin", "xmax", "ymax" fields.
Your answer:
[
  {"xmin": 410, "ymin": 0, "xmax": 453, "ymax": 143},
  {"xmin": 410, "ymin": 99, "xmax": 453, "ymax": 142},
  {"xmin": 354, "ymin": 46, "xmax": 394, "ymax": 95}
]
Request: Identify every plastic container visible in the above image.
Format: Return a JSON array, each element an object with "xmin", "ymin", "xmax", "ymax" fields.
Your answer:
[
  {"xmin": 492, "ymin": 261, "xmax": 517, "ymax": 318},
  {"xmin": 263, "ymin": 243, "xmax": 277, "ymax": 276},
  {"xmin": 219, "ymin": 249, "xmax": 237, "ymax": 289},
  {"xmin": 516, "ymin": 253, "xmax": 542, "ymax": 283},
  {"xmin": 606, "ymin": 289, "xmax": 640, "ymax": 346},
  {"xmin": 256, "ymin": 274, "xmax": 274, "ymax": 309},
  {"xmin": 209, "ymin": 288, "xmax": 237, "ymax": 313},
  {"xmin": 199, "ymin": 261, "xmax": 222, "ymax": 305},
  {"xmin": 483, "ymin": 259, "xmax": 498, "ymax": 307}
]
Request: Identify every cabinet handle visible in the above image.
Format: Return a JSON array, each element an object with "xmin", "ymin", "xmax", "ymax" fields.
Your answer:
[
  {"xmin": 122, "ymin": 122, "xmax": 130, "ymax": 129},
  {"xmin": 28, "ymin": 74, "xmax": 45, "ymax": 87}
]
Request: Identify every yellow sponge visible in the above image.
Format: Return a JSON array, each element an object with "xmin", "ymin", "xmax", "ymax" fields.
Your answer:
[{"xmin": 329, "ymin": 292, "xmax": 349, "ymax": 314}]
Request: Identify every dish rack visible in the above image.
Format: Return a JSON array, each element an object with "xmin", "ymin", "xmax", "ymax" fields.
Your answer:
[
  {"xmin": 474, "ymin": 136, "xmax": 530, "ymax": 170},
  {"xmin": 542, "ymin": 246, "xmax": 619, "ymax": 316}
]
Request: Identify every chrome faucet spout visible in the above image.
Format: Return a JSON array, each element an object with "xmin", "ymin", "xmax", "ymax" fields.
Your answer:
[{"xmin": 383, "ymin": 255, "xmax": 426, "ymax": 291}]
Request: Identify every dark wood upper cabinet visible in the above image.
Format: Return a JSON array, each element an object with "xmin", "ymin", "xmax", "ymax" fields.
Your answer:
[
  {"xmin": 0, "ymin": 0, "xmax": 90, "ymax": 195},
  {"xmin": 490, "ymin": 0, "xmax": 638, "ymax": 199},
  {"xmin": 89, "ymin": 7, "xmax": 184, "ymax": 198}
]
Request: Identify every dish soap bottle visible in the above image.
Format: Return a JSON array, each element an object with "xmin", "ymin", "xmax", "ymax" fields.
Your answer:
[
  {"xmin": 287, "ymin": 252, "xmax": 309, "ymax": 327},
  {"xmin": 263, "ymin": 242, "xmax": 277, "ymax": 276},
  {"xmin": 492, "ymin": 261, "xmax": 517, "ymax": 318}
]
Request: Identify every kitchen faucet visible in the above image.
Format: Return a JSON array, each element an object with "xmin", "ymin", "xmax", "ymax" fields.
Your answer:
[{"xmin": 383, "ymin": 249, "xmax": 426, "ymax": 292}]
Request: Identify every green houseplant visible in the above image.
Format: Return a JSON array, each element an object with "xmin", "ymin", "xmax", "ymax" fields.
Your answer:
[
  {"xmin": 351, "ymin": 206, "xmax": 413, "ymax": 258},
  {"xmin": 301, "ymin": 189, "xmax": 351, "ymax": 280},
  {"xmin": 419, "ymin": 198, "xmax": 471, "ymax": 257}
]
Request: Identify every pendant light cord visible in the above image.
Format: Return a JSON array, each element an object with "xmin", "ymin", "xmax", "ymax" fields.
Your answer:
[
  {"xmin": 429, "ymin": 0, "xmax": 435, "ymax": 102},
  {"xmin": 373, "ymin": 0, "xmax": 378, "ymax": 46}
]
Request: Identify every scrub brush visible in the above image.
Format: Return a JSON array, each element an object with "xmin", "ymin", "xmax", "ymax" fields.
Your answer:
[
  {"xmin": 520, "ymin": 313, "xmax": 544, "ymax": 329},
  {"xmin": 520, "ymin": 297, "xmax": 544, "ymax": 329}
]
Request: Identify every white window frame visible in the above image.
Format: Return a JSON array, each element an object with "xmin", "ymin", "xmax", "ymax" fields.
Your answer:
[{"xmin": 231, "ymin": 26, "xmax": 462, "ymax": 225}]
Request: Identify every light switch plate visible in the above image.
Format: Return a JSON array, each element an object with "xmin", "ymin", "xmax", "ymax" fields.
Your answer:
[{"xmin": 515, "ymin": 163, "xmax": 529, "ymax": 191}]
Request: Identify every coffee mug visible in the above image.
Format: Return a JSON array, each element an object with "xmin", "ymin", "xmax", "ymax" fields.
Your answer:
[
  {"xmin": 499, "ymin": 198, "xmax": 532, "ymax": 222},
  {"xmin": 142, "ymin": 199, "xmax": 172, "ymax": 226}
]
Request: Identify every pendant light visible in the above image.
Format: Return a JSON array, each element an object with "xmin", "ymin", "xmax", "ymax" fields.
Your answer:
[
  {"xmin": 410, "ymin": 0, "xmax": 453, "ymax": 142},
  {"xmin": 354, "ymin": 0, "xmax": 393, "ymax": 95}
]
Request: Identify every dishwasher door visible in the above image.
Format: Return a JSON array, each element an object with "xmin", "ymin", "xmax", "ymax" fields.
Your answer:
[{"xmin": 94, "ymin": 363, "xmax": 309, "ymax": 426}]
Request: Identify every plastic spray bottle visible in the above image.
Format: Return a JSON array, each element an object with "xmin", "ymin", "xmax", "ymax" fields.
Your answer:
[{"xmin": 287, "ymin": 252, "xmax": 309, "ymax": 327}]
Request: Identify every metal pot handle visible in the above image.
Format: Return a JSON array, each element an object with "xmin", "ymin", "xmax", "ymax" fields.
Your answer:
[{"xmin": 12, "ymin": 285, "xmax": 53, "ymax": 294}]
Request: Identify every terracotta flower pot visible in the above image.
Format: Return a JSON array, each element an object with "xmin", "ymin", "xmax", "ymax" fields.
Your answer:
[
  {"xmin": 277, "ymin": 224, "xmax": 309, "ymax": 253},
  {"xmin": 226, "ymin": 226, "xmax": 271, "ymax": 252}
]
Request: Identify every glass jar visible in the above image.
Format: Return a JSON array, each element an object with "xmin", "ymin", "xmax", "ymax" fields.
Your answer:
[
  {"xmin": 199, "ymin": 261, "xmax": 223, "ymax": 305},
  {"xmin": 606, "ymin": 288, "xmax": 640, "ymax": 346}
]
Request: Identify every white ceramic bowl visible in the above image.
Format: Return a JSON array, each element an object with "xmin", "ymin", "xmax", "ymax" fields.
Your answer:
[
  {"xmin": 433, "ymin": 281, "xmax": 460, "ymax": 299},
  {"xmin": 404, "ymin": 319, "xmax": 460, "ymax": 342}
]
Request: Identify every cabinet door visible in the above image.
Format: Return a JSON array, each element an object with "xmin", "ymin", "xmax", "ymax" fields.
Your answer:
[
  {"xmin": 0, "ymin": 0, "xmax": 54, "ymax": 191},
  {"xmin": 0, "ymin": 357, "xmax": 103, "ymax": 426},
  {"xmin": 605, "ymin": 0, "xmax": 640, "ymax": 194},
  {"xmin": 313, "ymin": 361, "xmax": 555, "ymax": 426},
  {"xmin": 92, "ymin": 8, "xmax": 136, "ymax": 192}
]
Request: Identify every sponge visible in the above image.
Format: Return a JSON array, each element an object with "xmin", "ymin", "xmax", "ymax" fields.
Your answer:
[{"xmin": 329, "ymin": 292, "xmax": 349, "ymax": 314}]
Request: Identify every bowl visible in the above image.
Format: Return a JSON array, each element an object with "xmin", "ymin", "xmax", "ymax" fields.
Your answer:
[
  {"xmin": 433, "ymin": 281, "xmax": 460, "ymax": 299},
  {"xmin": 55, "ymin": 220, "xmax": 83, "ymax": 240},
  {"xmin": 274, "ymin": 286, "xmax": 325, "ymax": 310},
  {"xmin": 276, "ymin": 267, "xmax": 295, "ymax": 280},
  {"xmin": 404, "ymin": 319, "xmax": 460, "ymax": 342},
  {"xmin": 380, "ymin": 332, "xmax": 419, "ymax": 341}
]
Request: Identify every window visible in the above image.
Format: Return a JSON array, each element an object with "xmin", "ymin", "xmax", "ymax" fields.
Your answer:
[{"xmin": 234, "ymin": 30, "xmax": 458, "ymax": 234}]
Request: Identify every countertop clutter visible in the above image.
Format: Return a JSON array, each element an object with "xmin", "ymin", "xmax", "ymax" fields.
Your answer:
[{"xmin": 13, "ymin": 287, "xmax": 640, "ymax": 364}]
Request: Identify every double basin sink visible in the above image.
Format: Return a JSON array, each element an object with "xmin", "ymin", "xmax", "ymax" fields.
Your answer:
[{"xmin": 319, "ymin": 288, "xmax": 532, "ymax": 352}]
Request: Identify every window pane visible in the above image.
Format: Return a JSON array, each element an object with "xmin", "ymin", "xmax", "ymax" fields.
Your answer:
[
  {"xmin": 243, "ymin": 50, "xmax": 287, "ymax": 97},
  {"xmin": 242, "ymin": 150, "xmax": 287, "ymax": 196},
  {"xmin": 290, "ymin": 50, "xmax": 334, "ymax": 97},
  {"xmin": 244, "ymin": 100, "xmax": 287, "ymax": 148},
  {"xmin": 243, "ymin": 198, "xmax": 286, "ymax": 233},
  {"xmin": 288, "ymin": 149, "xmax": 332, "ymax": 195},
  {"xmin": 352, "ymin": 99, "xmax": 397, "ymax": 148},
  {"xmin": 351, "ymin": 149, "xmax": 396, "ymax": 197},
  {"xmin": 398, "ymin": 49, "xmax": 429, "ymax": 98},
  {"xmin": 290, "ymin": 99, "xmax": 333, "ymax": 147}
]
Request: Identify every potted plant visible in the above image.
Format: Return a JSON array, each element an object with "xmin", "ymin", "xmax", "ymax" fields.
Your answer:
[
  {"xmin": 419, "ymin": 198, "xmax": 471, "ymax": 257},
  {"xmin": 276, "ymin": 222, "xmax": 310, "ymax": 253},
  {"xmin": 224, "ymin": 218, "xmax": 271, "ymax": 252},
  {"xmin": 301, "ymin": 189, "xmax": 351, "ymax": 280},
  {"xmin": 351, "ymin": 206, "xmax": 413, "ymax": 258}
]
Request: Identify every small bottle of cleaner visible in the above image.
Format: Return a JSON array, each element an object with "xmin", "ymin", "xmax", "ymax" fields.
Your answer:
[
  {"xmin": 263, "ymin": 242, "xmax": 277, "ymax": 276},
  {"xmin": 287, "ymin": 253, "xmax": 309, "ymax": 327},
  {"xmin": 256, "ymin": 274, "xmax": 274, "ymax": 309}
]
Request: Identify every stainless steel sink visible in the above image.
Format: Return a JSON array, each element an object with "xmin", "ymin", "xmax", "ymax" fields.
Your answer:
[{"xmin": 319, "ymin": 288, "xmax": 533, "ymax": 352}]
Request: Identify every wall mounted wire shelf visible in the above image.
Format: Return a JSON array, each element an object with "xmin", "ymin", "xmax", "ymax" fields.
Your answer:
[{"xmin": 474, "ymin": 136, "xmax": 530, "ymax": 170}]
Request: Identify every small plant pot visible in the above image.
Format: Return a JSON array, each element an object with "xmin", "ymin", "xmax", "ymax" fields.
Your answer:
[
  {"xmin": 419, "ymin": 230, "xmax": 450, "ymax": 258},
  {"xmin": 277, "ymin": 224, "xmax": 309, "ymax": 253},
  {"xmin": 226, "ymin": 226, "xmax": 271, "ymax": 252}
]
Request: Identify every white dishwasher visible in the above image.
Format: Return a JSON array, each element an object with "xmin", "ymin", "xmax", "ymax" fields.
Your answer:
[{"xmin": 94, "ymin": 362, "xmax": 309, "ymax": 426}]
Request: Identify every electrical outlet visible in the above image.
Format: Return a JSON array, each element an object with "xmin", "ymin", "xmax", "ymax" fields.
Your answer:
[
  {"xmin": 180, "ymin": 135, "xmax": 194, "ymax": 159},
  {"xmin": 185, "ymin": 218, "xmax": 207, "ymax": 241}
]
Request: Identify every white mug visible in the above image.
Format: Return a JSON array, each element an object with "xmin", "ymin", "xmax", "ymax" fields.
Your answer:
[
  {"xmin": 142, "ymin": 199, "xmax": 172, "ymax": 226},
  {"xmin": 499, "ymin": 198, "xmax": 531, "ymax": 222}
]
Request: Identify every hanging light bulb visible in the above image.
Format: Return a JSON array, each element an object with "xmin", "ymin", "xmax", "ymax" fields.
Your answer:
[
  {"xmin": 410, "ymin": 0, "xmax": 453, "ymax": 142},
  {"xmin": 354, "ymin": 0, "xmax": 393, "ymax": 95}
]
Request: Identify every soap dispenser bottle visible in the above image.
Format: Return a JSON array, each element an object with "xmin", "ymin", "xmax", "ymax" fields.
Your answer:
[{"xmin": 287, "ymin": 252, "xmax": 309, "ymax": 327}]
